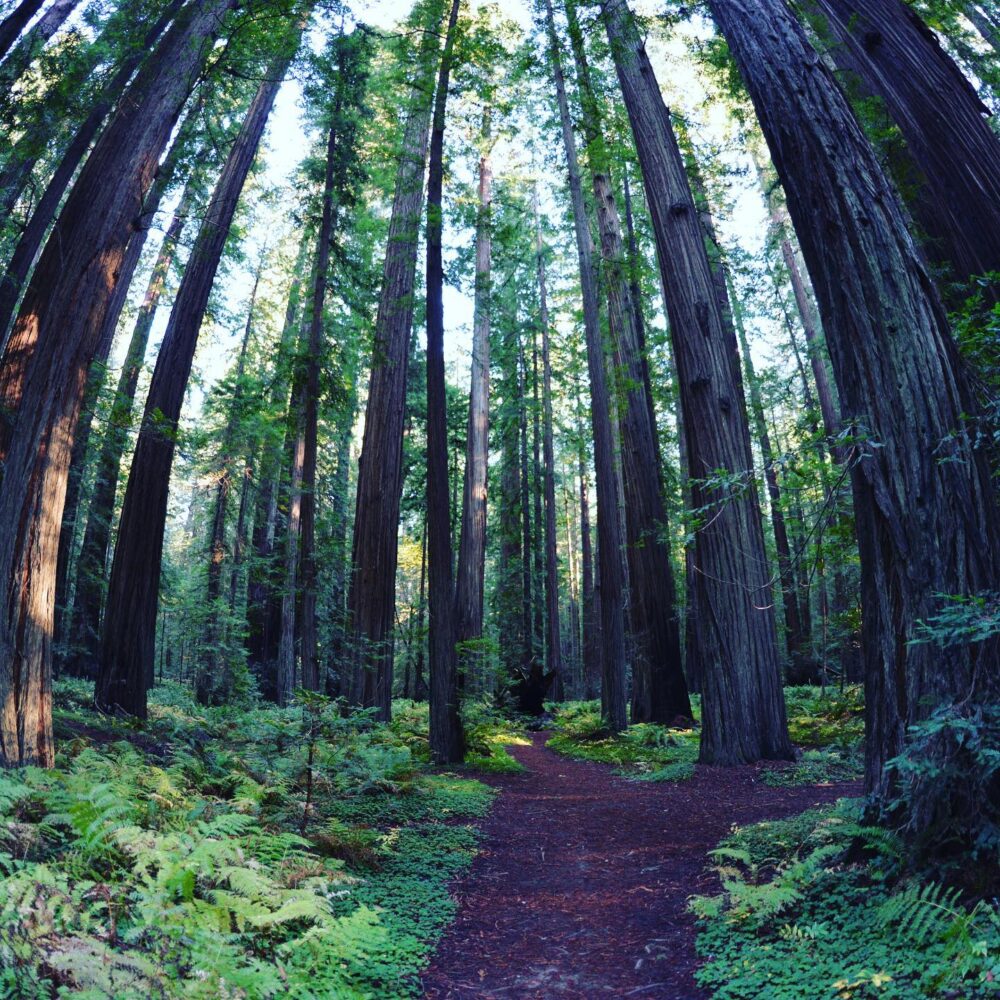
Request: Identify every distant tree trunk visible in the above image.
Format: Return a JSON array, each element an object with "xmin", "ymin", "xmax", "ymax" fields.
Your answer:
[
  {"xmin": 97, "ymin": 42, "xmax": 294, "ymax": 718},
  {"xmin": 965, "ymin": 2, "xmax": 1000, "ymax": 53},
  {"xmin": 710, "ymin": 0, "xmax": 1000, "ymax": 809},
  {"xmin": 0, "ymin": 0, "xmax": 81, "ymax": 90},
  {"xmin": 517, "ymin": 345, "xmax": 534, "ymax": 672},
  {"xmin": 346, "ymin": 2, "xmax": 443, "ymax": 720},
  {"xmin": 544, "ymin": 0, "xmax": 627, "ymax": 731},
  {"xmin": 277, "ymin": 399, "xmax": 305, "ymax": 706},
  {"xmin": 0, "ymin": 0, "xmax": 185, "ymax": 388},
  {"xmin": 531, "ymin": 338, "xmax": 544, "ymax": 658},
  {"xmin": 534, "ymin": 191, "xmax": 563, "ymax": 700},
  {"xmin": 425, "ymin": 0, "xmax": 464, "ymax": 764},
  {"xmin": 66, "ymin": 177, "xmax": 195, "ymax": 681},
  {"xmin": 0, "ymin": 0, "xmax": 44, "ymax": 62},
  {"xmin": 455, "ymin": 119, "xmax": 491, "ymax": 686},
  {"xmin": 498, "ymin": 335, "xmax": 524, "ymax": 685},
  {"xmin": 0, "ymin": 0, "xmax": 235, "ymax": 766},
  {"xmin": 414, "ymin": 518, "xmax": 428, "ymax": 700},
  {"xmin": 811, "ymin": 0, "xmax": 1000, "ymax": 299},
  {"xmin": 602, "ymin": 0, "xmax": 791, "ymax": 763},
  {"xmin": 326, "ymin": 419, "xmax": 353, "ymax": 693},
  {"xmin": 578, "ymin": 434, "xmax": 600, "ymax": 700}
]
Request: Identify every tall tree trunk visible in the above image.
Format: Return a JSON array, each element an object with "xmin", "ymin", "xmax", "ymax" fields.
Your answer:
[
  {"xmin": 0, "ymin": 0, "xmax": 81, "ymax": 88},
  {"xmin": 277, "ymin": 396, "xmax": 305, "ymax": 706},
  {"xmin": 325, "ymin": 417, "xmax": 352, "ymax": 693},
  {"xmin": 602, "ymin": 0, "xmax": 791, "ymax": 763},
  {"xmin": 709, "ymin": 0, "xmax": 1000, "ymax": 810},
  {"xmin": 544, "ymin": 0, "xmax": 627, "ymax": 731},
  {"xmin": 425, "ymin": 0, "xmax": 464, "ymax": 763},
  {"xmin": 811, "ymin": 0, "xmax": 1000, "ymax": 300},
  {"xmin": 346, "ymin": 2, "xmax": 444, "ymax": 720},
  {"xmin": 0, "ymin": 0, "xmax": 183, "ymax": 347},
  {"xmin": 0, "ymin": 0, "xmax": 43, "ymax": 62},
  {"xmin": 565, "ymin": 0, "xmax": 690, "ymax": 725},
  {"xmin": 455, "ymin": 119, "xmax": 491, "ymax": 679},
  {"xmin": 965, "ymin": 2, "xmax": 1000, "ymax": 53},
  {"xmin": 534, "ymin": 190, "xmax": 563, "ymax": 699},
  {"xmin": 0, "ymin": 0, "xmax": 236, "ymax": 766},
  {"xmin": 578, "ymin": 433, "xmax": 600, "ymax": 700},
  {"xmin": 518, "ymin": 342, "xmax": 533, "ymax": 669},
  {"xmin": 65, "ymin": 177, "xmax": 195, "ymax": 680},
  {"xmin": 97, "ymin": 41, "xmax": 295, "ymax": 718}
]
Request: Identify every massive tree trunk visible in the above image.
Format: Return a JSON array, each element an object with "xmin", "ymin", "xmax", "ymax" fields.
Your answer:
[
  {"xmin": 0, "ymin": 0, "xmax": 186, "ymax": 424},
  {"xmin": 709, "ymin": 0, "xmax": 1000, "ymax": 807},
  {"xmin": 345, "ymin": 2, "xmax": 444, "ymax": 720},
  {"xmin": 454, "ymin": 121, "xmax": 491, "ymax": 679},
  {"xmin": 811, "ymin": 0, "xmax": 1000, "ymax": 300},
  {"xmin": 97, "ymin": 43, "xmax": 295, "ymax": 718},
  {"xmin": 64, "ymin": 177, "xmax": 195, "ymax": 681},
  {"xmin": 0, "ymin": 0, "xmax": 44, "ymax": 62},
  {"xmin": 0, "ymin": 0, "xmax": 235, "ymax": 767},
  {"xmin": 566, "ymin": 0, "xmax": 691, "ymax": 726},
  {"xmin": 544, "ymin": 0, "xmax": 627, "ymax": 731},
  {"xmin": 534, "ymin": 191, "xmax": 563, "ymax": 699},
  {"xmin": 602, "ymin": 0, "xmax": 791, "ymax": 764},
  {"xmin": 425, "ymin": 0, "xmax": 464, "ymax": 764}
]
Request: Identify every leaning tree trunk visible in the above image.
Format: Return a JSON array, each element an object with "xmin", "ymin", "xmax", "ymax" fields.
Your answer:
[
  {"xmin": 602, "ymin": 0, "xmax": 791, "ymax": 764},
  {"xmin": 345, "ymin": 1, "xmax": 444, "ymax": 720},
  {"xmin": 0, "ymin": 0, "xmax": 81, "ymax": 89},
  {"xmin": 810, "ymin": 0, "xmax": 1000, "ymax": 301},
  {"xmin": 566, "ymin": 0, "xmax": 691, "ymax": 726},
  {"xmin": 455, "ymin": 120, "xmax": 492, "ymax": 682},
  {"xmin": 425, "ymin": 0, "xmax": 464, "ymax": 764},
  {"xmin": 97, "ymin": 42, "xmax": 295, "ymax": 718},
  {"xmin": 0, "ymin": 0, "xmax": 44, "ymax": 62},
  {"xmin": 0, "ymin": 0, "xmax": 236, "ymax": 767},
  {"xmin": 534, "ymin": 191, "xmax": 563, "ymax": 700},
  {"xmin": 708, "ymin": 0, "xmax": 1000, "ymax": 809},
  {"xmin": 544, "ymin": 0, "xmax": 627, "ymax": 731}
]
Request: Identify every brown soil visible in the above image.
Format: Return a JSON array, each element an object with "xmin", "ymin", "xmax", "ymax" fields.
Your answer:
[{"xmin": 422, "ymin": 731, "xmax": 859, "ymax": 999}]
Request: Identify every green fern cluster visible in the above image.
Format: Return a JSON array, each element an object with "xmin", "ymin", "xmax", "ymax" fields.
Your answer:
[
  {"xmin": 693, "ymin": 799, "xmax": 1000, "ymax": 998},
  {"xmin": 0, "ymin": 680, "xmax": 496, "ymax": 998}
]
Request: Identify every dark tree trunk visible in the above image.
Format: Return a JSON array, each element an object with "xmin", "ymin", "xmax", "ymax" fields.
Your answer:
[
  {"xmin": 325, "ymin": 418, "xmax": 353, "ymax": 693},
  {"xmin": 0, "ymin": 0, "xmax": 235, "ymax": 766},
  {"xmin": 602, "ymin": 0, "xmax": 791, "ymax": 764},
  {"xmin": 345, "ymin": 3, "xmax": 443, "ymax": 720},
  {"xmin": 544, "ymin": 0, "xmax": 627, "ymax": 731},
  {"xmin": 277, "ymin": 400, "xmax": 305, "ymax": 706},
  {"xmin": 0, "ymin": 0, "xmax": 44, "ymax": 62},
  {"xmin": 65, "ymin": 177, "xmax": 195, "ymax": 681},
  {"xmin": 518, "ymin": 344, "xmax": 533, "ymax": 670},
  {"xmin": 425, "ymin": 0, "xmax": 464, "ymax": 764},
  {"xmin": 0, "ymin": 0, "xmax": 81, "ymax": 90},
  {"xmin": 812, "ymin": 0, "xmax": 1000, "ymax": 300},
  {"xmin": 498, "ymin": 335, "xmax": 524, "ymax": 685},
  {"xmin": 97, "ymin": 42, "xmax": 294, "ymax": 718},
  {"xmin": 534, "ymin": 191, "xmax": 563, "ymax": 700},
  {"xmin": 709, "ymin": 0, "xmax": 1000, "ymax": 807},
  {"xmin": 578, "ymin": 434, "xmax": 600, "ymax": 701},
  {"xmin": 966, "ymin": 2, "xmax": 1000, "ymax": 53},
  {"xmin": 0, "ymin": 0, "xmax": 185, "ymax": 406},
  {"xmin": 455, "ymin": 122, "xmax": 491, "ymax": 680},
  {"xmin": 565, "ymin": 0, "xmax": 691, "ymax": 726}
]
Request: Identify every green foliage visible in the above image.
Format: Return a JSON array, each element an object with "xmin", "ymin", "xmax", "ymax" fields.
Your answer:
[
  {"xmin": 547, "ymin": 701, "xmax": 699, "ymax": 781},
  {"xmin": 0, "ymin": 680, "xmax": 495, "ymax": 997},
  {"xmin": 692, "ymin": 800, "xmax": 1000, "ymax": 999}
]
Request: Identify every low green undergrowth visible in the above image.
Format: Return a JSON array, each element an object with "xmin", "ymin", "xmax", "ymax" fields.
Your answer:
[
  {"xmin": 692, "ymin": 800, "xmax": 1000, "ymax": 999},
  {"xmin": 1, "ymin": 679, "xmax": 495, "ymax": 998},
  {"xmin": 546, "ymin": 700, "xmax": 700, "ymax": 782}
]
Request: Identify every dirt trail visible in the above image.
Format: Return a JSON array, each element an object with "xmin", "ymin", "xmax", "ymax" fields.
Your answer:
[{"xmin": 422, "ymin": 731, "xmax": 858, "ymax": 999}]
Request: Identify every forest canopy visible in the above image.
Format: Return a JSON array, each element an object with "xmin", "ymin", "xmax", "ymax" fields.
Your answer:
[{"xmin": 0, "ymin": 0, "xmax": 998, "ymax": 996}]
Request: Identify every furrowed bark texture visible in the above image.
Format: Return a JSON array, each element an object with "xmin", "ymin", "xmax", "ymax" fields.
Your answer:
[
  {"xmin": 98, "ymin": 46, "xmax": 292, "ymax": 717},
  {"xmin": 345, "ymin": 3, "xmax": 443, "ymax": 720},
  {"xmin": 602, "ymin": 0, "xmax": 791, "ymax": 764},
  {"xmin": 709, "ymin": 0, "xmax": 1000, "ymax": 798},
  {"xmin": 812, "ymin": 0, "xmax": 1000, "ymax": 298},
  {"xmin": 545, "ymin": 0, "xmax": 627, "ymax": 731},
  {"xmin": 0, "ymin": 0, "xmax": 235, "ymax": 766}
]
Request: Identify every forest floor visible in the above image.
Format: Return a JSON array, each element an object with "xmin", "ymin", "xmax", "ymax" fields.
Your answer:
[{"xmin": 421, "ymin": 731, "xmax": 859, "ymax": 999}]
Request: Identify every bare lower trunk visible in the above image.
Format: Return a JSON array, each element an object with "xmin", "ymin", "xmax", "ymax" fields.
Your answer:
[
  {"xmin": 0, "ymin": 0, "xmax": 236, "ymax": 766},
  {"xmin": 97, "ymin": 40, "xmax": 295, "ymax": 718}
]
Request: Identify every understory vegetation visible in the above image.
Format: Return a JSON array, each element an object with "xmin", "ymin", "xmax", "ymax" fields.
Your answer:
[
  {"xmin": 0, "ymin": 681, "xmax": 520, "ymax": 998},
  {"xmin": 547, "ymin": 686, "xmax": 865, "ymax": 787},
  {"xmin": 693, "ymin": 800, "xmax": 1000, "ymax": 999}
]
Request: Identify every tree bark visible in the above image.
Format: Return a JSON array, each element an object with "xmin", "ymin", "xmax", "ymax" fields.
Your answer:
[
  {"xmin": 345, "ymin": 1, "xmax": 444, "ymax": 720},
  {"xmin": 602, "ymin": 0, "xmax": 791, "ymax": 764},
  {"xmin": 709, "ymin": 0, "xmax": 1000, "ymax": 805},
  {"xmin": 0, "ymin": 0, "xmax": 235, "ymax": 766},
  {"xmin": 0, "ymin": 0, "xmax": 43, "ymax": 63},
  {"xmin": 544, "ymin": 0, "xmax": 627, "ymax": 731},
  {"xmin": 97, "ymin": 41, "xmax": 295, "ymax": 718},
  {"xmin": 425, "ymin": 0, "xmax": 464, "ymax": 764},
  {"xmin": 811, "ymin": 0, "xmax": 1000, "ymax": 299},
  {"xmin": 455, "ymin": 119, "xmax": 491, "ymax": 678},
  {"xmin": 0, "ymin": 0, "xmax": 80, "ymax": 86}
]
